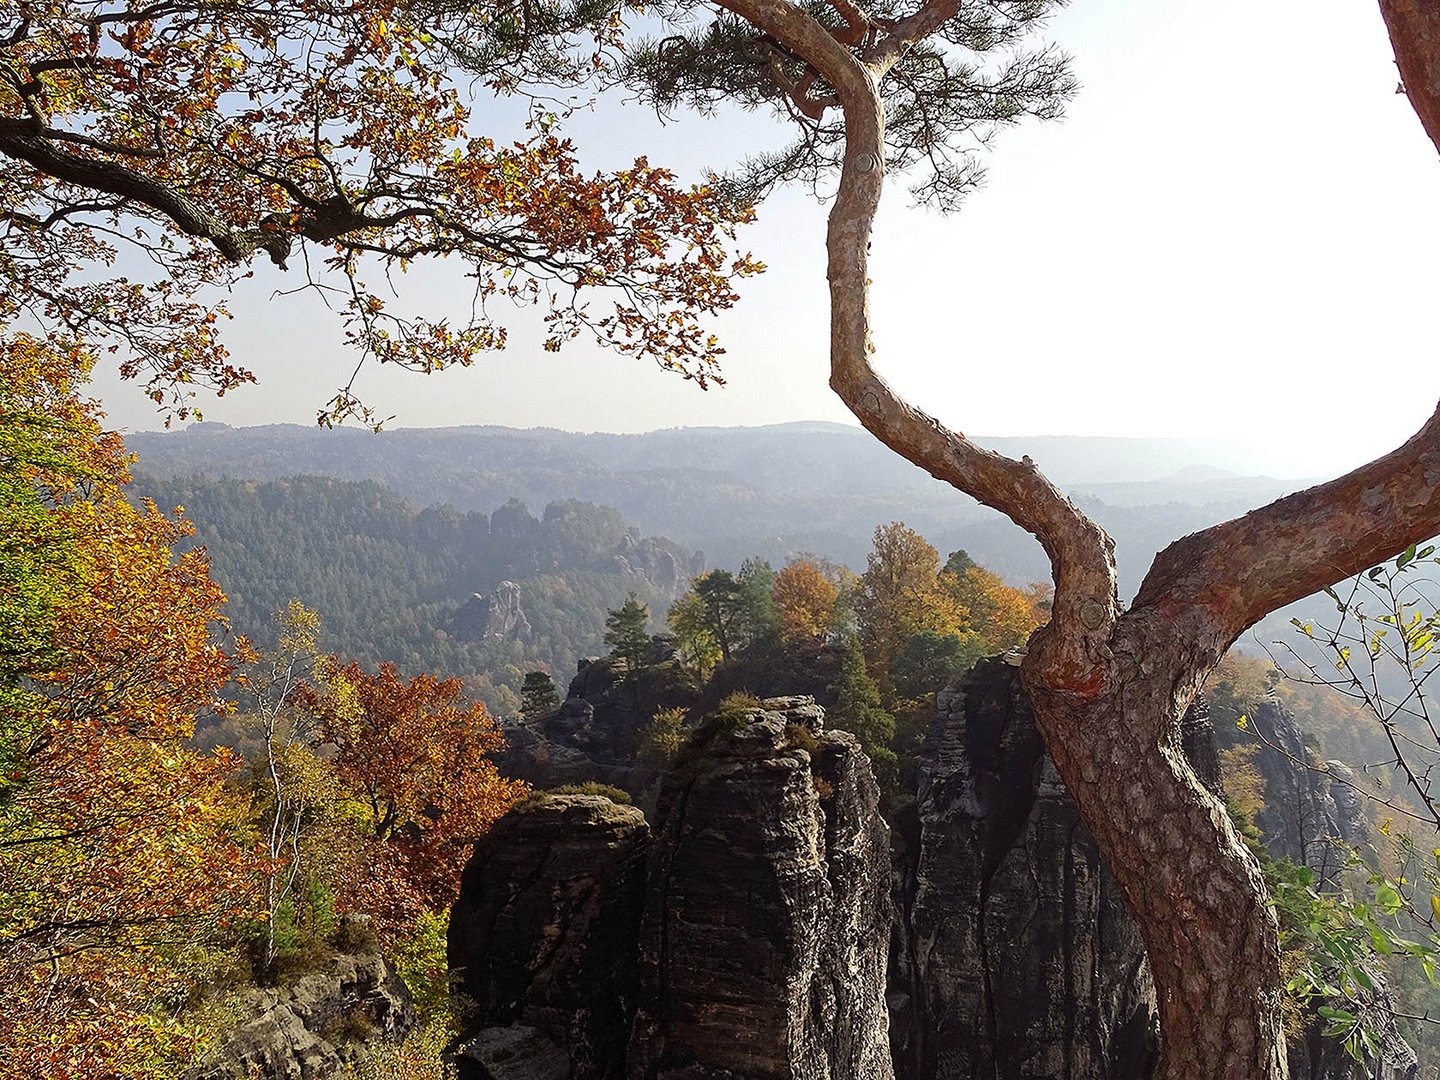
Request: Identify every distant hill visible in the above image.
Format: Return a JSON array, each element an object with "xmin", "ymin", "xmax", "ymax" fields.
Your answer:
[
  {"xmin": 127, "ymin": 422, "xmax": 1310, "ymax": 596},
  {"xmin": 132, "ymin": 474, "xmax": 700, "ymax": 712}
]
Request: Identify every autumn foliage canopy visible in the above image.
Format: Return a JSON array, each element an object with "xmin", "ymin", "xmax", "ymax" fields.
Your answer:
[{"xmin": 0, "ymin": 0, "xmax": 761, "ymax": 424}]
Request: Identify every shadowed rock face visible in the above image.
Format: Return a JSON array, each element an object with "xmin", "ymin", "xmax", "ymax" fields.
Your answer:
[
  {"xmin": 628, "ymin": 697, "xmax": 894, "ymax": 1080},
  {"xmin": 890, "ymin": 658, "xmax": 1159, "ymax": 1080},
  {"xmin": 452, "ymin": 697, "xmax": 893, "ymax": 1080},
  {"xmin": 1242, "ymin": 700, "xmax": 1419, "ymax": 1080},
  {"xmin": 448, "ymin": 794, "xmax": 651, "ymax": 1080},
  {"xmin": 1246, "ymin": 698, "xmax": 1369, "ymax": 888},
  {"xmin": 188, "ymin": 948, "xmax": 415, "ymax": 1080}
]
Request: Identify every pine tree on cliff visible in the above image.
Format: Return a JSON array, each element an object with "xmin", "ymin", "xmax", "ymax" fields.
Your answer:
[
  {"xmin": 626, "ymin": 5, "xmax": 1440, "ymax": 1073},
  {"xmin": 605, "ymin": 595, "xmax": 652, "ymax": 676},
  {"xmin": 520, "ymin": 671, "xmax": 561, "ymax": 721}
]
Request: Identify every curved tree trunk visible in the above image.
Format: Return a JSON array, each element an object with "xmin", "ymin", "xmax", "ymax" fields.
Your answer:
[
  {"xmin": 1024, "ymin": 616, "xmax": 1289, "ymax": 1078},
  {"xmin": 709, "ymin": 1, "xmax": 1440, "ymax": 1075}
]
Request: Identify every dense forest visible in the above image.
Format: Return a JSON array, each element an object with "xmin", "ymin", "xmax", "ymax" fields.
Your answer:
[{"xmin": 134, "ymin": 474, "xmax": 699, "ymax": 712}]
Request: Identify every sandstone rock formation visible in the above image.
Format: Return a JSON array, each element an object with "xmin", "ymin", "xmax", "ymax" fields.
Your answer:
[
  {"xmin": 448, "ymin": 794, "xmax": 651, "ymax": 1080},
  {"xmin": 611, "ymin": 532, "xmax": 693, "ymax": 597},
  {"xmin": 188, "ymin": 948, "xmax": 414, "ymax": 1080},
  {"xmin": 498, "ymin": 657, "xmax": 697, "ymax": 797},
  {"xmin": 453, "ymin": 697, "xmax": 893, "ymax": 1080},
  {"xmin": 465, "ymin": 663, "xmax": 1426, "ymax": 1080},
  {"xmin": 890, "ymin": 657, "xmax": 1158, "ymax": 1080},
  {"xmin": 1246, "ymin": 698, "xmax": 1369, "ymax": 887},
  {"xmin": 628, "ymin": 696, "xmax": 894, "ymax": 1080},
  {"xmin": 450, "ymin": 581, "xmax": 533, "ymax": 644},
  {"xmin": 1242, "ymin": 699, "xmax": 1419, "ymax": 1080}
]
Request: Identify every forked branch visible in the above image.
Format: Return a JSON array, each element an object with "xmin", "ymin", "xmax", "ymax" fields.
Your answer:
[{"xmin": 1134, "ymin": 405, "xmax": 1440, "ymax": 640}]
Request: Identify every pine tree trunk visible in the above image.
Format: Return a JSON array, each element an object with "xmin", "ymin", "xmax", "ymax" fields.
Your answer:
[{"xmin": 1024, "ymin": 616, "xmax": 1290, "ymax": 1079}]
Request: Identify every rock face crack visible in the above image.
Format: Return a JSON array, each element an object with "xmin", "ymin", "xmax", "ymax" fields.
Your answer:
[
  {"xmin": 448, "ymin": 794, "xmax": 650, "ymax": 1080},
  {"xmin": 897, "ymin": 658, "xmax": 1158, "ymax": 1080}
]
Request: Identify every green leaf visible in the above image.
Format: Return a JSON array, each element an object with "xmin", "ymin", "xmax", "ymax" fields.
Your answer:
[
  {"xmin": 1376, "ymin": 882, "xmax": 1403, "ymax": 915},
  {"xmin": 1368, "ymin": 926, "xmax": 1394, "ymax": 956}
]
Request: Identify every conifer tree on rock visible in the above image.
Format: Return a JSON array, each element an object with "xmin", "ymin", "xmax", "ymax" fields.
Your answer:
[
  {"xmin": 605, "ymin": 594, "xmax": 653, "ymax": 675},
  {"xmin": 520, "ymin": 670, "xmax": 562, "ymax": 720}
]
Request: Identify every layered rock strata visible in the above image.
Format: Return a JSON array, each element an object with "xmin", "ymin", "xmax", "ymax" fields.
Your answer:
[
  {"xmin": 448, "ymin": 794, "xmax": 651, "ymax": 1080},
  {"xmin": 188, "ymin": 948, "xmax": 415, "ymax": 1080},
  {"xmin": 628, "ymin": 697, "xmax": 894, "ymax": 1080},
  {"xmin": 452, "ymin": 697, "xmax": 894, "ymax": 1080},
  {"xmin": 890, "ymin": 658, "xmax": 1159, "ymax": 1080}
]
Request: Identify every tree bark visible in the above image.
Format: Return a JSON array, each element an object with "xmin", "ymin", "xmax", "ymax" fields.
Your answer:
[
  {"xmin": 1024, "ymin": 613, "xmax": 1290, "ymax": 1078},
  {"xmin": 710, "ymin": 1, "xmax": 1440, "ymax": 1077},
  {"xmin": 1382, "ymin": 0, "xmax": 1440, "ymax": 157}
]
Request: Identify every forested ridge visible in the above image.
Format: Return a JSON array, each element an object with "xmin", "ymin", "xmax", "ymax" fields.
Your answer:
[
  {"xmin": 127, "ymin": 423, "xmax": 1302, "ymax": 589},
  {"xmin": 132, "ymin": 473, "xmax": 698, "ymax": 713}
]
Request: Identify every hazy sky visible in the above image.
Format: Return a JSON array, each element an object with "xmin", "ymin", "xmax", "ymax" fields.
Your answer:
[{"xmin": 92, "ymin": 0, "xmax": 1440, "ymax": 481}]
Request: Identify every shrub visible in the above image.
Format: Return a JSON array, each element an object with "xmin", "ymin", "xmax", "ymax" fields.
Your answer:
[
  {"xmin": 784, "ymin": 722, "xmax": 820, "ymax": 755},
  {"xmin": 640, "ymin": 707, "xmax": 690, "ymax": 767},
  {"xmin": 546, "ymin": 782, "xmax": 633, "ymax": 805}
]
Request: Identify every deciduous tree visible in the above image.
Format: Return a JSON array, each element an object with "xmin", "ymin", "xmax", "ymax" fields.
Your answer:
[
  {"xmin": 771, "ymin": 557, "xmax": 841, "ymax": 644},
  {"xmin": 12, "ymin": 0, "xmax": 1440, "ymax": 1070},
  {"xmin": 666, "ymin": 588, "xmax": 724, "ymax": 678},
  {"xmin": 0, "ymin": 333, "xmax": 256, "ymax": 1077},
  {"xmin": 301, "ymin": 659, "xmax": 528, "ymax": 936},
  {"xmin": 0, "ymin": 0, "xmax": 761, "ymax": 423},
  {"xmin": 941, "ymin": 560, "xmax": 1049, "ymax": 653},
  {"xmin": 855, "ymin": 522, "xmax": 965, "ymax": 692},
  {"xmin": 233, "ymin": 601, "xmax": 324, "ymax": 971}
]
